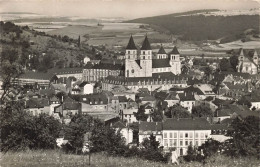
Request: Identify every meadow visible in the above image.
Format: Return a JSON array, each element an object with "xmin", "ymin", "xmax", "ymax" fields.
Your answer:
[{"xmin": 1, "ymin": 150, "xmax": 259, "ymax": 167}]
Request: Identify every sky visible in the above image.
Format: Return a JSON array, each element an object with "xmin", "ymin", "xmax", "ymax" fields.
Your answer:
[{"xmin": 0, "ymin": 0, "xmax": 259, "ymax": 19}]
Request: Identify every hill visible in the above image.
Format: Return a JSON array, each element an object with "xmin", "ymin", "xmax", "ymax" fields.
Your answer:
[{"xmin": 127, "ymin": 10, "xmax": 259, "ymax": 41}]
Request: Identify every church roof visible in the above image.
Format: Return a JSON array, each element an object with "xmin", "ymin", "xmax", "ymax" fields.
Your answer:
[
  {"xmin": 126, "ymin": 35, "xmax": 137, "ymax": 50},
  {"xmin": 140, "ymin": 35, "xmax": 152, "ymax": 50},
  {"xmin": 152, "ymin": 59, "xmax": 171, "ymax": 68},
  {"xmin": 169, "ymin": 46, "xmax": 180, "ymax": 55},
  {"xmin": 158, "ymin": 45, "xmax": 166, "ymax": 54}
]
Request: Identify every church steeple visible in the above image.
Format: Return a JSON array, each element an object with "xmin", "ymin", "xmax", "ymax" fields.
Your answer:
[
  {"xmin": 141, "ymin": 35, "xmax": 151, "ymax": 50},
  {"xmin": 126, "ymin": 35, "xmax": 137, "ymax": 50}
]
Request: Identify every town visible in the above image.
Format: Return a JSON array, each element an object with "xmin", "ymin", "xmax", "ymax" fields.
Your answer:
[{"xmin": 0, "ymin": 3, "xmax": 260, "ymax": 167}]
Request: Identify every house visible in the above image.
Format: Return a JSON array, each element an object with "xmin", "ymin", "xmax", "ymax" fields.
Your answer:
[
  {"xmin": 213, "ymin": 104, "xmax": 259, "ymax": 123},
  {"xmin": 111, "ymin": 96, "xmax": 128, "ymax": 113},
  {"xmin": 139, "ymin": 122, "xmax": 163, "ymax": 146},
  {"xmin": 49, "ymin": 96, "xmax": 60, "ymax": 116},
  {"xmin": 211, "ymin": 123, "xmax": 230, "ymax": 142},
  {"xmin": 80, "ymin": 93, "xmax": 109, "ymax": 113},
  {"xmin": 112, "ymin": 121, "xmax": 133, "ymax": 145},
  {"xmin": 24, "ymin": 98, "xmax": 50, "ymax": 116},
  {"xmin": 62, "ymin": 97, "xmax": 81, "ymax": 116},
  {"xmin": 141, "ymin": 95, "xmax": 156, "ymax": 107},
  {"xmin": 162, "ymin": 118, "xmax": 211, "ymax": 156},
  {"xmin": 177, "ymin": 92, "xmax": 196, "ymax": 112},
  {"xmin": 164, "ymin": 92, "xmax": 179, "ymax": 107},
  {"xmin": 83, "ymin": 56, "xmax": 91, "ymax": 64},
  {"xmin": 121, "ymin": 108, "xmax": 138, "ymax": 123},
  {"xmin": 79, "ymin": 81, "xmax": 94, "ymax": 95}
]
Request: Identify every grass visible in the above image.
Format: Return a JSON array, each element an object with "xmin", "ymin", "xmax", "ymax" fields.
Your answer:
[{"xmin": 1, "ymin": 150, "xmax": 259, "ymax": 167}]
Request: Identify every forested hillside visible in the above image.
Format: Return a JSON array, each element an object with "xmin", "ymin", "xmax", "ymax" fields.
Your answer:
[{"xmin": 127, "ymin": 10, "xmax": 259, "ymax": 41}]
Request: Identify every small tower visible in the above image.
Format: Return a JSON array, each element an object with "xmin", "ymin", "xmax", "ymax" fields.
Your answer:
[
  {"xmin": 169, "ymin": 46, "xmax": 181, "ymax": 74},
  {"xmin": 140, "ymin": 35, "xmax": 152, "ymax": 77},
  {"xmin": 125, "ymin": 35, "xmax": 138, "ymax": 77},
  {"xmin": 157, "ymin": 44, "xmax": 167, "ymax": 59},
  {"xmin": 253, "ymin": 49, "xmax": 259, "ymax": 66}
]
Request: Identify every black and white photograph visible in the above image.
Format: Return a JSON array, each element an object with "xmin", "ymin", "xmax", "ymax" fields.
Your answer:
[{"xmin": 0, "ymin": 0, "xmax": 259, "ymax": 166}]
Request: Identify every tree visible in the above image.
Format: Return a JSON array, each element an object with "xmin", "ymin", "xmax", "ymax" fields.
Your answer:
[
  {"xmin": 198, "ymin": 138, "xmax": 221, "ymax": 159},
  {"xmin": 237, "ymin": 96, "xmax": 252, "ymax": 108},
  {"xmin": 192, "ymin": 105, "xmax": 213, "ymax": 118},
  {"xmin": 229, "ymin": 55, "xmax": 239, "ymax": 71},
  {"xmin": 141, "ymin": 134, "xmax": 160, "ymax": 151},
  {"xmin": 64, "ymin": 114, "xmax": 94, "ymax": 154},
  {"xmin": 223, "ymin": 116, "xmax": 260, "ymax": 158},
  {"xmin": 219, "ymin": 58, "xmax": 233, "ymax": 72},
  {"xmin": 134, "ymin": 105, "xmax": 148, "ymax": 121},
  {"xmin": 165, "ymin": 104, "xmax": 191, "ymax": 119},
  {"xmin": 62, "ymin": 35, "xmax": 70, "ymax": 42}
]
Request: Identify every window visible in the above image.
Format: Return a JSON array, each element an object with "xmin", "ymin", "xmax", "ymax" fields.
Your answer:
[
  {"xmin": 169, "ymin": 133, "xmax": 173, "ymax": 138},
  {"xmin": 189, "ymin": 132, "xmax": 193, "ymax": 138},
  {"xmin": 195, "ymin": 133, "xmax": 199, "ymax": 138},
  {"xmin": 201, "ymin": 132, "xmax": 204, "ymax": 138},
  {"xmin": 185, "ymin": 140, "xmax": 189, "ymax": 146},
  {"xmin": 143, "ymin": 56, "xmax": 145, "ymax": 59},
  {"xmin": 195, "ymin": 140, "xmax": 199, "ymax": 146},
  {"xmin": 180, "ymin": 133, "xmax": 183, "ymax": 138},
  {"xmin": 83, "ymin": 98, "xmax": 86, "ymax": 101},
  {"xmin": 185, "ymin": 133, "xmax": 188, "ymax": 138},
  {"xmin": 128, "ymin": 51, "xmax": 130, "ymax": 54},
  {"xmin": 169, "ymin": 139, "xmax": 173, "ymax": 147},
  {"xmin": 174, "ymin": 139, "xmax": 177, "ymax": 146},
  {"xmin": 205, "ymin": 133, "xmax": 208, "ymax": 138},
  {"xmin": 164, "ymin": 132, "xmax": 167, "ymax": 138},
  {"xmin": 180, "ymin": 141, "xmax": 183, "ymax": 146},
  {"xmin": 131, "ymin": 69, "xmax": 134, "ymax": 73},
  {"xmin": 143, "ymin": 51, "xmax": 145, "ymax": 54},
  {"xmin": 174, "ymin": 132, "xmax": 177, "ymax": 138},
  {"xmin": 164, "ymin": 139, "xmax": 168, "ymax": 147}
]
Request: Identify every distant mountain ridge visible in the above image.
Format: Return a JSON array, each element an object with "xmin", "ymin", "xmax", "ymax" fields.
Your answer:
[{"xmin": 126, "ymin": 9, "xmax": 259, "ymax": 41}]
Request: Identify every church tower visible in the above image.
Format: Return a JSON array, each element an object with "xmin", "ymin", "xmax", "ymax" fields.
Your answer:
[
  {"xmin": 140, "ymin": 35, "xmax": 152, "ymax": 77},
  {"xmin": 125, "ymin": 35, "xmax": 138, "ymax": 77},
  {"xmin": 169, "ymin": 46, "xmax": 181, "ymax": 74},
  {"xmin": 157, "ymin": 44, "xmax": 167, "ymax": 59}
]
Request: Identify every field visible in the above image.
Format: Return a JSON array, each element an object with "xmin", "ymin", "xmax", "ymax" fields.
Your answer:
[{"xmin": 1, "ymin": 150, "xmax": 259, "ymax": 167}]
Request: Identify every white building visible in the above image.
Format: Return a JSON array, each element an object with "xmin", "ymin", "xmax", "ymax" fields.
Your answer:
[
  {"xmin": 162, "ymin": 118, "xmax": 211, "ymax": 156},
  {"xmin": 83, "ymin": 56, "xmax": 91, "ymax": 64},
  {"xmin": 112, "ymin": 121, "xmax": 133, "ymax": 145}
]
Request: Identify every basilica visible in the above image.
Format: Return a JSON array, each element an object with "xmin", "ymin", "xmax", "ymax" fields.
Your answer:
[
  {"xmin": 125, "ymin": 35, "xmax": 181, "ymax": 78},
  {"xmin": 102, "ymin": 35, "xmax": 188, "ymax": 92}
]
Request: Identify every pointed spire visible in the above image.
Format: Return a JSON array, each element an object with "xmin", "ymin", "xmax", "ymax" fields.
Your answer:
[
  {"xmin": 141, "ymin": 35, "xmax": 151, "ymax": 50},
  {"xmin": 169, "ymin": 46, "xmax": 179, "ymax": 54},
  {"xmin": 158, "ymin": 44, "xmax": 166, "ymax": 54},
  {"xmin": 126, "ymin": 35, "xmax": 137, "ymax": 50}
]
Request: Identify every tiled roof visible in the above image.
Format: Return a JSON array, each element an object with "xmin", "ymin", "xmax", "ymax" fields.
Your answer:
[
  {"xmin": 20, "ymin": 71, "xmax": 53, "ymax": 80},
  {"xmin": 118, "ymin": 96, "xmax": 128, "ymax": 103},
  {"xmin": 112, "ymin": 121, "xmax": 126, "ymax": 129},
  {"xmin": 142, "ymin": 95, "xmax": 156, "ymax": 101},
  {"xmin": 184, "ymin": 86, "xmax": 204, "ymax": 95},
  {"xmin": 84, "ymin": 63, "xmax": 125, "ymax": 71},
  {"xmin": 165, "ymin": 92, "xmax": 179, "ymax": 100},
  {"xmin": 140, "ymin": 35, "xmax": 152, "ymax": 50},
  {"xmin": 152, "ymin": 59, "xmax": 171, "ymax": 68},
  {"xmin": 168, "ymin": 46, "xmax": 180, "ymax": 55},
  {"xmin": 79, "ymin": 93, "xmax": 109, "ymax": 105},
  {"xmin": 139, "ymin": 122, "xmax": 162, "ymax": 132},
  {"xmin": 157, "ymin": 45, "xmax": 166, "ymax": 54},
  {"xmin": 79, "ymin": 81, "xmax": 90, "ymax": 87},
  {"xmin": 126, "ymin": 35, "xmax": 137, "ymax": 50},
  {"xmin": 178, "ymin": 92, "xmax": 196, "ymax": 101},
  {"xmin": 163, "ymin": 118, "xmax": 211, "ymax": 130}
]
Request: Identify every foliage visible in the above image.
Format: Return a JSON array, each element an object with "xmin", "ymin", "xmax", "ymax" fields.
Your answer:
[
  {"xmin": 0, "ymin": 108, "xmax": 62, "ymax": 152},
  {"xmin": 64, "ymin": 114, "xmax": 94, "ymax": 154},
  {"xmin": 198, "ymin": 139, "xmax": 221, "ymax": 159},
  {"xmin": 128, "ymin": 13, "xmax": 259, "ymax": 41},
  {"xmin": 229, "ymin": 55, "xmax": 239, "ymax": 71},
  {"xmin": 150, "ymin": 108, "xmax": 163, "ymax": 122},
  {"xmin": 141, "ymin": 134, "xmax": 160, "ymax": 151},
  {"xmin": 134, "ymin": 105, "xmax": 148, "ymax": 121},
  {"xmin": 192, "ymin": 104, "xmax": 213, "ymax": 118},
  {"xmin": 237, "ymin": 96, "xmax": 252, "ymax": 108},
  {"xmin": 165, "ymin": 104, "xmax": 191, "ymax": 119},
  {"xmin": 219, "ymin": 58, "xmax": 233, "ymax": 72},
  {"xmin": 223, "ymin": 116, "xmax": 260, "ymax": 158}
]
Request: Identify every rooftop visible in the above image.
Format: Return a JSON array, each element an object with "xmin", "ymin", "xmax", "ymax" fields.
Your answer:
[{"xmin": 163, "ymin": 118, "xmax": 211, "ymax": 130}]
